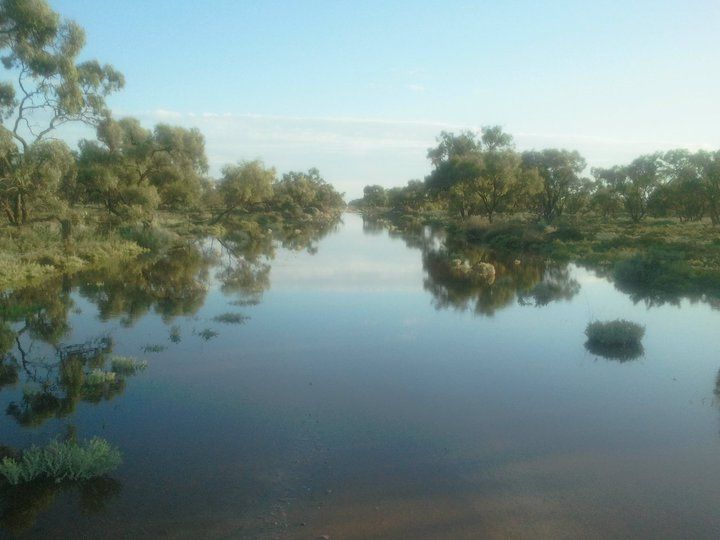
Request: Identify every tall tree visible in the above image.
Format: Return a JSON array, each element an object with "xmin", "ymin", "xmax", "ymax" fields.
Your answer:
[
  {"xmin": 78, "ymin": 117, "xmax": 208, "ymax": 221},
  {"xmin": 522, "ymin": 149, "xmax": 586, "ymax": 222},
  {"xmin": 593, "ymin": 153, "xmax": 662, "ymax": 223},
  {"xmin": 213, "ymin": 160, "xmax": 275, "ymax": 223},
  {"xmin": 0, "ymin": 0, "xmax": 124, "ymax": 224}
]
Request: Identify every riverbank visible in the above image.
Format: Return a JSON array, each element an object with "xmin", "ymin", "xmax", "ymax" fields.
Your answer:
[{"xmin": 0, "ymin": 208, "xmax": 343, "ymax": 292}]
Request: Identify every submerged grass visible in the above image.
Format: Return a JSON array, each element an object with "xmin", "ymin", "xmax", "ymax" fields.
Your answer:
[
  {"xmin": 212, "ymin": 312, "xmax": 250, "ymax": 325},
  {"xmin": 110, "ymin": 357, "xmax": 148, "ymax": 375},
  {"xmin": 0, "ymin": 438, "xmax": 121, "ymax": 486},
  {"xmin": 84, "ymin": 370, "xmax": 117, "ymax": 386}
]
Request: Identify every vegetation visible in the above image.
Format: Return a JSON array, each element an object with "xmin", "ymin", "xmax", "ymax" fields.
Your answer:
[
  {"xmin": 0, "ymin": 438, "xmax": 121, "ymax": 485},
  {"xmin": 584, "ymin": 319, "xmax": 645, "ymax": 361},
  {"xmin": 110, "ymin": 356, "xmax": 147, "ymax": 375},
  {"xmin": 0, "ymin": 0, "xmax": 346, "ymax": 292},
  {"xmin": 212, "ymin": 312, "xmax": 250, "ymax": 324},
  {"xmin": 353, "ymin": 125, "xmax": 720, "ymax": 308}
]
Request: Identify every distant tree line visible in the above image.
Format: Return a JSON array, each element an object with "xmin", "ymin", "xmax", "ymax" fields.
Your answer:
[
  {"xmin": 355, "ymin": 127, "xmax": 720, "ymax": 225},
  {"xmin": 0, "ymin": 0, "xmax": 344, "ymax": 231}
]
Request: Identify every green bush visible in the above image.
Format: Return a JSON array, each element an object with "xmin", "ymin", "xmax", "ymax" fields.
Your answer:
[
  {"xmin": 0, "ymin": 438, "xmax": 122, "ymax": 485},
  {"xmin": 585, "ymin": 319, "xmax": 645, "ymax": 347},
  {"xmin": 585, "ymin": 319, "xmax": 645, "ymax": 361}
]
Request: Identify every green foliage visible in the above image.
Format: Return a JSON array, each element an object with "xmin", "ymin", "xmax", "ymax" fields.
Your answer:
[
  {"xmin": 522, "ymin": 149, "xmax": 586, "ymax": 222},
  {"xmin": 0, "ymin": 0, "xmax": 123, "ymax": 225},
  {"xmin": 585, "ymin": 319, "xmax": 645, "ymax": 361},
  {"xmin": 213, "ymin": 160, "xmax": 275, "ymax": 221},
  {"xmin": 0, "ymin": 438, "xmax": 121, "ymax": 485},
  {"xmin": 271, "ymin": 168, "xmax": 345, "ymax": 215},
  {"xmin": 585, "ymin": 319, "xmax": 645, "ymax": 347},
  {"xmin": 77, "ymin": 117, "xmax": 208, "ymax": 222}
]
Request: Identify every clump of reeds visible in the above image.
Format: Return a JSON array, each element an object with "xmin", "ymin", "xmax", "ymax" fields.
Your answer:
[{"xmin": 0, "ymin": 438, "xmax": 122, "ymax": 485}]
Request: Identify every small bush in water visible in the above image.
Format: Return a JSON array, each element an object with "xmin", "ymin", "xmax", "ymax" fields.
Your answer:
[
  {"xmin": 0, "ymin": 438, "xmax": 121, "ymax": 485},
  {"xmin": 585, "ymin": 319, "xmax": 645, "ymax": 361},
  {"xmin": 585, "ymin": 319, "xmax": 645, "ymax": 347}
]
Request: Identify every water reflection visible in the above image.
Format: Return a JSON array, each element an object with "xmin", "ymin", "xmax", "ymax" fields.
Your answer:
[
  {"xmin": 0, "ymin": 468, "xmax": 121, "ymax": 536},
  {"xmin": 374, "ymin": 218, "xmax": 582, "ymax": 316},
  {"xmin": 584, "ymin": 340, "xmax": 645, "ymax": 362},
  {"xmin": 0, "ymin": 215, "xmax": 341, "ymax": 535}
]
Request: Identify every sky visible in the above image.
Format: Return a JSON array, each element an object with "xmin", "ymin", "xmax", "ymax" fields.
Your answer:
[{"xmin": 47, "ymin": 0, "xmax": 720, "ymax": 199}]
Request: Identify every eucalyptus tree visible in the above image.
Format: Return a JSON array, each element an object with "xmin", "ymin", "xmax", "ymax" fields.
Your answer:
[
  {"xmin": 77, "ymin": 117, "xmax": 208, "ymax": 222},
  {"xmin": 213, "ymin": 160, "xmax": 275, "ymax": 223},
  {"xmin": 273, "ymin": 167, "xmax": 345, "ymax": 214},
  {"xmin": 694, "ymin": 150, "xmax": 720, "ymax": 225},
  {"xmin": 426, "ymin": 127, "xmax": 539, "ymax": 221},
  {"xmin": 522, "ymin": 149, "xmax": 586, "ymax": 222},
  {"xmin": 0, "ymin": 0, "xmax": 123, "ymax": 224},
  {"xmin": 593, "ymin": 153, "xmax": 662, "ymax": 223}
]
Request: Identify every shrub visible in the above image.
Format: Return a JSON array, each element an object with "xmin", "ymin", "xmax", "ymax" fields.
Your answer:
[
  {"xmin": 585, "ymin": 319, "xmax": 645, "ymax": 361},
  {"xmin": 0, "ymin": 438, "xmax": 122, "ymax": 485},
  {"xmin": 585, "ymin": 319, "xmax": 645, "ymax": 346}
]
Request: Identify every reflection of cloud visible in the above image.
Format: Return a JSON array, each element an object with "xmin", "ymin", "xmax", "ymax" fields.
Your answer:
[{"xmin": 271, "ymin": 258, "xmax": 422, "ymax": 293}]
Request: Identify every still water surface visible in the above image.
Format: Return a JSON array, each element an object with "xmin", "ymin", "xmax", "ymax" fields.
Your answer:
[{"xmin": 2, "ymin": 213, "xmax": 720, "ymax": 538}]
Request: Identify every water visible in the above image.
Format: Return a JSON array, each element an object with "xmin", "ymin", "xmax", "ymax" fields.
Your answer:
[{"xmin": 2, "ymin": 213, "xmax": 720, "ymax": 538}]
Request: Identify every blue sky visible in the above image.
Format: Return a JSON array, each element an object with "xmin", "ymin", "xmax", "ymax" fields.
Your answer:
[{"xmin": 50, "ymin": 0, "xmax": 720, "ymax": 198}]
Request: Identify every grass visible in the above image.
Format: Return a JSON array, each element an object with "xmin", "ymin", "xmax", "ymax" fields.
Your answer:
[
  {"xmin": 0, "ymin": 219, "xmax": 146, "ymax": 291},
  {"xmin": 585, "ymin": 319, "xmax": 645, "ymax": 361},
  {"xmin": 197, "ymin": 328, "xmax": 218, "ymax": 341},
  {"xmin": 0, "ymin": 438, "xmax": 121, "ymax": 485}
]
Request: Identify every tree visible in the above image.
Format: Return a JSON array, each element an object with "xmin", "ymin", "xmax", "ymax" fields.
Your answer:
[
  {"xmin": 77, "ymin": 117, "xmax": 208, "ymax": 221},
  {"xmin": 694, "ymin": 150, "xmax": 720, "ymax": 225},
  {"xmin": 214, "ymin": 160, "xmax": 275, "ymax": 222},
  {"xmin": 272, "ymin": 167, "xmax": 344, "ymax": 214},
  {"xmin": 593, "ymin": 153, "xmax": 662, "ymax": 223},
  {"xmin": 426, "ymin": 130, "xmax": 480, "ymax": 167},
  {"xmin": 522, "ymin": 149, "xmax": 586, "ymax": 222},
  {"xmin": 426, "ymin": 127, "xmax": 540, "ymax": 221},
  {"xmin": 362, "ymin": 184, "xmax": 388, "ymax": 208},
  {"xmin": 0, "ymin": 0, "xmax": 123, "ymax": 224},
  {"xmin": 589, "ymin": 181, "xmax": 622, "ymax": 220},
  {"xmin": 468, "ymin": 128, "xmax": 539, "ymax": 222}
]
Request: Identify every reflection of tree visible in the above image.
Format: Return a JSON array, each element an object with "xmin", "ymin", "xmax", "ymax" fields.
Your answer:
[
  {"xmin": 363, "ymin": 218, "xmax": 582, "ymax": 317},
  {"xmin": 78, "ymin": 243, "xmax": 214, "ymax": 325},
  {"xmin": 613, "ymin": 252, "xmax": 720, "ymax": 309},
  {"xmin": 517, "ymin": 266, "xmax": 581, "ymax": 307},
  {"xmin": 0, "ymin": 471, "xmax": 121, "ymax": 536},
  {"xmin": 584, "ymin": 341, "xmax": 644, "ymax": 362},
  {"xmin": 215, "ymin": 214, "xmax": 342, "ymax": 304},
  {"xmin": 4, "ymin": 336, "xmax": 139, "ymax": 427},
  {"xmin": 422, "ymin": 245, "xmax": 578, "ymax": 316}
]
